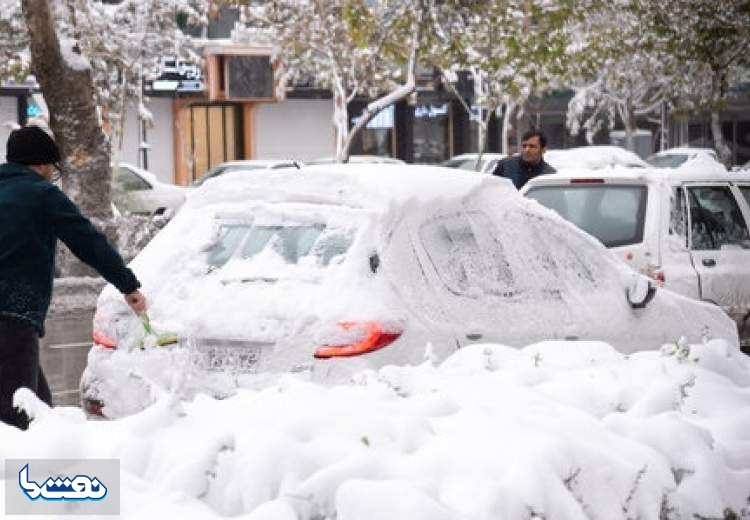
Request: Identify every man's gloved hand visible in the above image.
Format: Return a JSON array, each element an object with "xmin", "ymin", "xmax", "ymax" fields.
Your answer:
[{"xmin": 124, "ymin": 290, "xmax": 147, "ymax": 314}]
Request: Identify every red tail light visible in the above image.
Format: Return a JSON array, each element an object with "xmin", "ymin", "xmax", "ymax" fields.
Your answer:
[
  {"xmin": 92, "ymin": 310, "xmax": 117, "ymax": 349},
  {"xmin": 314, "ymin": 321, "xmax": 402, "ymax": 358},
  {"xmin": 92, "ymin": 332, "xmax": 116, "ymax": 349},
  {"xmin": 83, "ymin": 398, "xmax": 105, "ymax": 417}
]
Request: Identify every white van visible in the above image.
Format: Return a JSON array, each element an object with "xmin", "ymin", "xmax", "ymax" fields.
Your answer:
[{"xmin": 522, "ymin": 164, "xmax": 750, "ymax": 350}]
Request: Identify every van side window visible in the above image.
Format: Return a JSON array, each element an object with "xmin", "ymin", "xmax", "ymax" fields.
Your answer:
[
  {"xmin": 688, "ymin": 186, "xmax": 750, "ymax": 250},
  {"xmin": 669, "ymin": 187, "xmax": 687, "ymax": 241}
]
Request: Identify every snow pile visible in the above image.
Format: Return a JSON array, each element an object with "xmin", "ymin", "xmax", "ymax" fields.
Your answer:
[
  {"xmin": 673, "ymin": 153, "xmax": 728, "ymax": 175},
  {"xmin": 545, "ymin": 146, "xmax": 648, "ymax": 170},
  {"xmin": 3, "ymin": 339, "xmax": 750, "ymax": 519}
]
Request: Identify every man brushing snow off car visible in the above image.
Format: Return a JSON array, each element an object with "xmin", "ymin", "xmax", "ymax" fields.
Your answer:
[{"xmin": 0, "ymin": 126, "xmax": 146, "ymax": 430}]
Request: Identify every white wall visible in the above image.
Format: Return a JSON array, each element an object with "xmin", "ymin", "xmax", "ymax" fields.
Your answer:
[
  {"xmin": 0, "ymin": 96, "xmax": 19, "ymax": 162},
  {"xmin": 254, "ymin": 99, "xmax": 334, "ymax": 161},
  {"xmin": 119, "ymin": 97, "xmax": 175, "ymax": 184}
]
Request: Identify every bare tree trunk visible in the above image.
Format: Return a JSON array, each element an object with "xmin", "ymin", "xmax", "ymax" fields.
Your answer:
[
  {"xmin": 501, "ymin": 101, "xmax": 515, "ymax": 155},
  {"xmin": 22, "ymin": 0, "xmax": 115, "ymax": 276},
  {"xmin": 22, "ymin": 0, "xmax": 112, "ymax": 220},
  {"xmin": 332, "ymin": 83, "xmax": 349, "ymax": 162},
  {"xmin": 625, "ymin": 107, "xmax": 635, "ymax": 152},
  {"xmin": 710, "ymin": 68, "xmax": 732, "ymax": 166},
  {"xmin": 710, "ymin": 109, "xmax": 732, "ymax": 166}
]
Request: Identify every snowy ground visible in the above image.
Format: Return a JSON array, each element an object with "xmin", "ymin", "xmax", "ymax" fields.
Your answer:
[{"xmin": 2, "ymin": 338, "xmax": 750, "ymax": 519}]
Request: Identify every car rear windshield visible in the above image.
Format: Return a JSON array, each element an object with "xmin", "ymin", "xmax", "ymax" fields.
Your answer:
[
  {"xmin": 646, "ymin": 154, "xmax": 688, "ymax": 168},
  {"xmin": 525, "ymin": 184, "xmax": 647, "ymax": 247},
  {"xmin": 205, "ymin": 221, "xmax": 354, "ymax": 270}
]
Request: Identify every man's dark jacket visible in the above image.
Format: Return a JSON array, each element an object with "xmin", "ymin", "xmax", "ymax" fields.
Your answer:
[
  {"xmin": 0, "ymin": 162, "xmax": 139, "ymax": 336},
  {"xmin": 491, "ymin": 155, "xmax": 556, "ymax": 189}
]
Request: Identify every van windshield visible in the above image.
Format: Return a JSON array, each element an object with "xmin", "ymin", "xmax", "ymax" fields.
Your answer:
[{"xmin": 525, "ymin": 185, "xmax": 647, "ymax": 247}]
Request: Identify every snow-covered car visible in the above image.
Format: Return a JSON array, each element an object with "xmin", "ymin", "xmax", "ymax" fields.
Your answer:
[
  {"xmin": 82, "ymin": 164, "xmax": 739, "ymax": 418},
  {"xmin": 193, "ymin": 159, "xmax": 299, "ymax": 186},
  {"xmin": 544, "ymin": 145, "xmax": 648, "ymax": 170},
  {"xmin": 646, "ymin": 147, "xmax": 721, "ymax": 169},
  {"xmin": 441, "ymin": 153, "xmax": 506, "ymax": 174},
  {"xmin": 114, "ymin": 162, "xmax": 186, "ymax": 216},
  {"xmin": 522, "ymin": 164, "xmax": 750, "ymax": 350},
  {"xmin": 304, "ymin": 155, "xmax": 405, "ymax": 166}
]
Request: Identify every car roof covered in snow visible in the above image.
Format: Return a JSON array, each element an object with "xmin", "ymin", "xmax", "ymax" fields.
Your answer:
[
  {"xmin": 544, "ymin": 146, "xmax": 648, "ymax": 170},
  {"xmin": 523, "ymin": 159, "xmax": 742, "ymax": 189},
  {"xmin": 188, "ymin": 163, "xmax": 515, "ymax": 211}
]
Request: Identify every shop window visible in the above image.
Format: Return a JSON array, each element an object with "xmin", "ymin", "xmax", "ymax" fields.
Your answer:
[
  {"xmin": 349, "ymin": 105, "xmax": 394, "ymax": 157},
  {"xmin": 413, "ymin": 103, "xmax": 451, "ymax": 164}
]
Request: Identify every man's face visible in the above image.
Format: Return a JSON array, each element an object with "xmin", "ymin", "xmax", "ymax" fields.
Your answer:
[
  {"xmin": 38, "ymin": 164, "xmax": 57, "ymax": 181},
  {"xmin": 521, "ymin": 136, "xmax": 545, "ymax": 165}
]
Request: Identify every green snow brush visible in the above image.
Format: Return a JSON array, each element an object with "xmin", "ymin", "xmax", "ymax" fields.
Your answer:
[{"xmin": 138, "ymin": 312, "xmax": 180, "ymax": 348}]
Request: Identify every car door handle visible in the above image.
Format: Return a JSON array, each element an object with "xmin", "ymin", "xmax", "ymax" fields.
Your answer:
[
  {"xmin": 702, "ymin": 258, "xmax": 716, "ymax": 267},
  {"xmin": 466, "ymin": 333, "xmax": 483, "ymax": 341}
]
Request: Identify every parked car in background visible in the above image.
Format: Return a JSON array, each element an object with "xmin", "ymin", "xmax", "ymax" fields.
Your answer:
[
  {"xmin": 114, "ymin": 163, "xmax": 186, "ymax": 216},
  {"xmin": 522, "ymin": 164, "xmax": 750, "ymax": 350},
  {"xmin": 646, "ymin": 147, "xmax": 721, "ymax": 169},
  {"xmin": 304, "ymin": 155, "xmax": 405, "ymax": 166},
  {"xmin": 441, "ymin": 153, "xmax": 506, "ymax": 174},
  {"xmin": 193, "ymin": 159, "xmax": 299, "ymax": 186},
  {"xmin": 544, "ymin": 146, "xmax": 648, "ymax": 170},
  {"xmin": 82, "ymin": 164, "xmax": 738, "ymax": 418}
]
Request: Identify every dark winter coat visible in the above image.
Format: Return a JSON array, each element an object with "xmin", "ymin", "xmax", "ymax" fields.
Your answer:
[
  {"xmin": 0, "ymin": 162, "xmax": 139, "ymax": 336},
  {"xmin": 491, "ymin": 155, "xmax": 556, "ymax": 189}
]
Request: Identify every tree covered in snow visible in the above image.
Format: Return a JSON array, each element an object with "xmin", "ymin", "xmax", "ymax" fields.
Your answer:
[
  {"xmin": 0, "ymin": 0, "xmax": 28, "ymax": 80},
  {"xmin": 630, "ymin": 0, "xmax": 750, "ymax": 164},
  {"xmin": 565, "ymin": 0, "xmax": 672, "ymax": 151},
  {"xmin": 1, "ymin": 0, "xmax": 206, "ymax": 275},
  {"xmin": 1, "ymin": 0, "xmax": 206, "ymax": 214},
  {"xmin": 428, "ymin": 0, "xmax": 586, "ymax": 155},
  {"xmin": 230, "ymin": 0, "xmax": 427, "ymax": 162},
  {"xmin": 567, "ymin": 0, "xmax": 750, "ymax": 160}
]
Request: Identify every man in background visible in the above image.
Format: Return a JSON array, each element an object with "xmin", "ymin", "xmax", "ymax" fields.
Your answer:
[{"xmin": 492, "ymin": 129, "xmax": 556, "ymax": 189}]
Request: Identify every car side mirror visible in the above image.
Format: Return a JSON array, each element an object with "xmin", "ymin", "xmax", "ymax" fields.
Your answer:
[{"xmin": 627, "ymin": 275, "xmax": 656, "ymax": 309}]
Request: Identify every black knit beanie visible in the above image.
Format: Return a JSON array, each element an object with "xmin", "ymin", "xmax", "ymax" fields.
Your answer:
[{"xmin": 6, "ymin": 126, "xmax": 62, "ymax": 169}]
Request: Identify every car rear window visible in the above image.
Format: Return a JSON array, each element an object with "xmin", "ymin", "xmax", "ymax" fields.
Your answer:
[
  {"xmin": 206, "ymin": 222, "xmax": 353, "ymax": 270},
  {"xmin": 525, "ymin": 185, "xmax": 647, "ymax": 247}
]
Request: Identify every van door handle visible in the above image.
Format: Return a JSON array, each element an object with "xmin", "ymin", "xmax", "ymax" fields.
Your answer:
[{"xmin": 702, "ymin": 258, "xmax": 716, "ymax": 267}]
